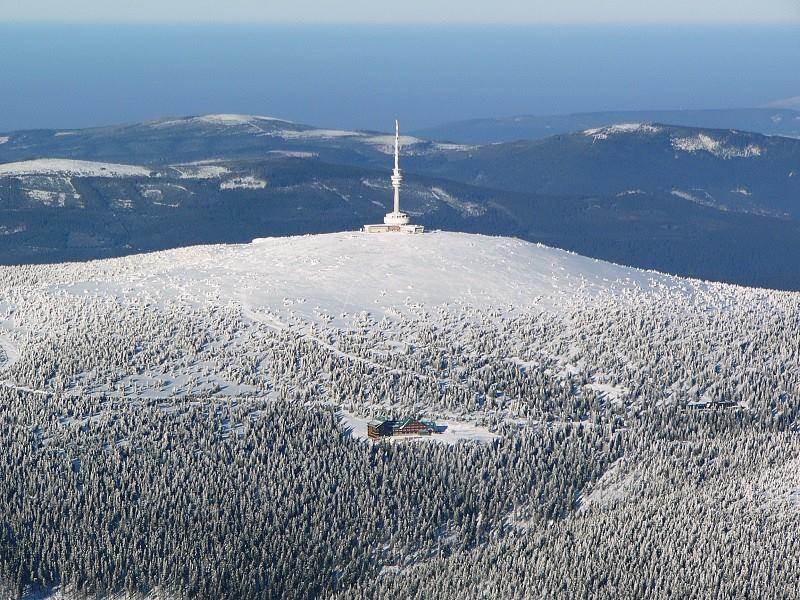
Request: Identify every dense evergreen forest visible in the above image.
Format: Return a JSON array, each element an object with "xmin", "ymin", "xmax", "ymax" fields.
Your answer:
[{"xmin": 0, "ymin": 235, "xmax": 799, "ymax": 598}]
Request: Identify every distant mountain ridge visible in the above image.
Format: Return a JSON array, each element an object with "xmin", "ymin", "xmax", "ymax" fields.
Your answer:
[
  {"xmin": 413, "ymin": 108, "xmax": 800, "ymax": 143},
  {"xmin": 0, "ymin": 114, "xmax": 462, "ymax": 168},
  {"xmin": 407, "ymin": 123, "xmax": 800, "ymax": 219},
  {"xmin": 1, "ymin": 114, "xmax": 800, "ymax": 290}
]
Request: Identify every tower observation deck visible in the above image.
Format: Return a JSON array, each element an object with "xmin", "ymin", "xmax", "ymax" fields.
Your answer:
[{"xmin": 363, "ymin": 120, "xmax": 424, "ymax": 234}]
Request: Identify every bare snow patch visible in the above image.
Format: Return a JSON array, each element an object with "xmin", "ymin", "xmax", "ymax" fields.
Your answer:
[
  {"xmin": 26, "ymin": 190, "xmax": 77, "ymax": 207},
  {"xmin": 361, "ymin": 178, "xmax": 387, "ymax": 190},
  {"xmin": 671, "ymin": 189, "xmax": 719, "ymax": 208},
  {"xmin": 671, "ymin": 189, "xmax": 702, "ymax": 203},
  {"xmin": 171, "ymin": 164, "xmax": 230, "ymax": 179},
  {"xmin": 140, "ymin": 186, "xmax": 163, "ymax": 201},
  {"xmin": 220, "ymin": 176, "xmax": 267, "ymax": 190},
  {"xmin": 731, "ymin": 187, "xmax": 752, "ymax": 196},
  {"xmin": 267, "ymin": 150, "xmax": 317, "ymax": 158},
  {"xmin": 364, "ymin": 136, "xmax": 476, "ymax": 155},
  {"xmin": 0, "ymin": 136, "xmax": 9, "ymax": 145},
  {"xmin": 430, "ymin": 187, "xmax": 486, "ymax": 217},
  {"xmin": 435, "ymin": 142, "xmax": 478, "ymax": 152}
]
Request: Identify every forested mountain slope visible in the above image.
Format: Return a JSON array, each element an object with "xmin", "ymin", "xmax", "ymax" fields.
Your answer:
[{"xmin": 1, "ymin": 232, "xmax": 800, "ymax": 597}]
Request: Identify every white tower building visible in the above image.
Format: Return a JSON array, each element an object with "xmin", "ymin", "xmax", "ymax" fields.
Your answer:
[{"xmin": 363, "ymin": 120, "xmax": 424, "ymax": 234}]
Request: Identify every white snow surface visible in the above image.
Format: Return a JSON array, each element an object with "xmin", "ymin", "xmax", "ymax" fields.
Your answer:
[
  {"xmin": 579, "ymin": 459, "xmax": 635, "ymax": 511},
  {"xmin": 338, "ymin": 411, "xmax": 498, "ymax": 445},
  {"xmin": 585, "ymin": 382, "xmax": 628, "ymax": 401},
  {"xmin": 267, "ymin": 150, "xmax": 318, "ymax": 158},
  {"xmin": 137, "ymin": 114, "xmax": 476, "ymax": 155},
  {"xmin": 0, "ymin": 136, "xmax": 9, "ymax": 144},
  {"xmin": 671, "ymin": 189, "xmax": 702, "ymax": 203},
  {"xmin": 220, "ymin": 176, "xmax": 267, "ymax": 190},
  {"xmin": 170, "ymin": 164, "xmax": 230, "ymax": 179},
  {"xmin": 429, "ymin": 187, "xmax": 486, "ymax": 217},
  {"xmin": 3, "ymin": 229, "xmax": 799, "ymax": 433},
  {"xmin": 362, "ymin": 134, "xmax": 425, "ymax": 153},
  {"xmin": 270, "ymin": 128, "xmax": 467, "ymax": 155},
  {"xmin": 152, "ymin": 114, "xmax": 291, "ymax": 128},
  {"xmin": 0, "ymin": 159, "xmax": 151, "ymax": 178},
  {"xmin": 24, "ymin": 586, "xmax": 176, "ymax": 600},
  {"xmin": 204, "ymin": 232, "xmax": 673, "ymax": 318},
  {"xmin": 273, "ymin": 128, "xmax": 367, "ymax": 141},
  {"xmin": 194, "ymin": 114, "xmax": 290, "ymax": 125},
  {"xmin": 34, "ymin": 231, "xmax": 692, "ymax": 323},
  {"xmin": 434, "ymin": 142, "xmax": 478, "ymax": 152},
  {"xmin": 671, "ymin": 133, "xmax": 763, "ymax": 158}
]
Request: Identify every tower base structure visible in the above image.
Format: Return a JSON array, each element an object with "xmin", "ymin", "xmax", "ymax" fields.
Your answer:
[
  {"xmin": 363, "ymin": 223, "xmax": 424, "ymax": 234},
  {"xmin": 364, "ymin": 209, "xmax": 423, "ymax": 233}
]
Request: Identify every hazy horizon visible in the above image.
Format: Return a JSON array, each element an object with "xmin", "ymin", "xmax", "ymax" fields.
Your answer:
[
  {"xmin": 0, "ymin": 24, "xmax": 798, "ymax": 133},
  {"xmin": 3, "ymin": 0, "xmax": 798, "ymax": 24}
]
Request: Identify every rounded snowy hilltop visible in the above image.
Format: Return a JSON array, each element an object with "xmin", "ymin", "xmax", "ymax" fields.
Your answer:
[{"xmin": 0, "ymin": 229, "xmax": 790, "ymax": 408}]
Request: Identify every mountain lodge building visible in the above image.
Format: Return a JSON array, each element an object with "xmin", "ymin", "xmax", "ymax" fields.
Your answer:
[{"xmin": 367, "ymin": 416, "xmax": 440, "ymax": 440}]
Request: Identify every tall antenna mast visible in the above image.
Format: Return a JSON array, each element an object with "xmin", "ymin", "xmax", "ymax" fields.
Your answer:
[
  {"xmin": 394, "ymin": 119, "xmax": 400, "ymax": 172},
  {"xmin": 362, "ymin": 118, "xmax": 423, "ymax": 233},
  {"xmin": 391, "ymin": 119, "xmax": 402, "ymax": 215}
]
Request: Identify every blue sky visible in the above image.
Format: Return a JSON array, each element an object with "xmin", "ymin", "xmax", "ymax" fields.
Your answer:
[
  {"xmin": 3, "ymin": 0, "xmax": 799, "ymax": 23},
  {"xmin": 0, "ymin": 24, "xmax": 797, "ymax": 132}
]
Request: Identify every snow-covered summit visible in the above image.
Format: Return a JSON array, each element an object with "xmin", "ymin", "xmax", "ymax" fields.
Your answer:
[
  {"xmin": 151, "ymin": 114, "xmax": 293, "ymax": 128},
  {"xmin": 46, "ymin": 230, "xmax": 701, "ymax": 324},
  {"xmin": 195, "ymin": 114, "xmax": 291, "ymax": 125},
  {"xmin": 584, "ymin": 123, "xmax": 663, "ymax": 140},
  {"xmin": 2, "ymin": 229, "xmax": 796, "ymax": 416},
  {"xmin": 144, "ymin": 115, "xmax": 469, "ymax": 155}
]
